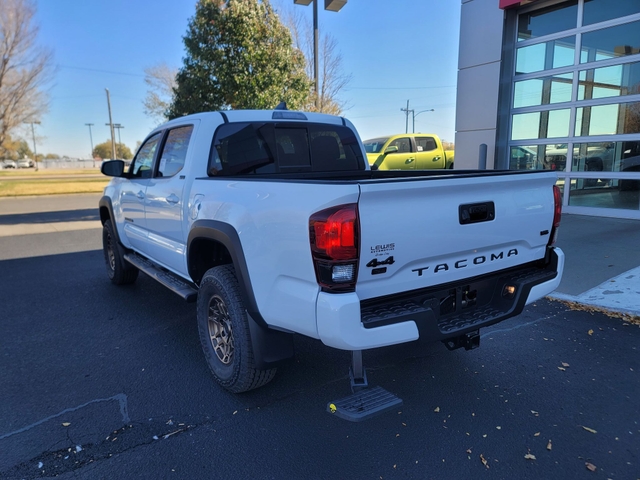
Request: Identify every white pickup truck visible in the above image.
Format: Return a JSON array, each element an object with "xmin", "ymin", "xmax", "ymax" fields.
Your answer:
[{"xmin": 99, "ymin": 108, "xmax": 564, "ymax": 419}]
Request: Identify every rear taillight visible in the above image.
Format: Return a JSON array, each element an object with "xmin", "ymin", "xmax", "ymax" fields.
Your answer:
[
  {"xmin": 309, "ymin": 204, "xmax": 359, "ymax": 292},
  {"xmin": 549, "ymin": 185, "xmax": 562, "ymax": 246}
]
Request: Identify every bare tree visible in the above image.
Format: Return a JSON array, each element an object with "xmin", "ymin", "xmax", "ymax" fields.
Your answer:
[
  {"xmin": 283, "ymin": 7, "xmax": 351, "ymax": 114},
  {"xmin": 143, "ymin": 62, "xmax": 178, "ymax": 123},
  {"xmin": 0, "ymin": 0, "xmax": 53, "ymax": 157}
]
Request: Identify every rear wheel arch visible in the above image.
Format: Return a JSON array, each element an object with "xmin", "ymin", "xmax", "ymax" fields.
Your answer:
[
  {"xmin": 187, "ymin": 221, "xmax": 264, "ymax": 327},
  {"xmin": 187, "ymin": 220, "xmax": 295, "ymax": 369}
]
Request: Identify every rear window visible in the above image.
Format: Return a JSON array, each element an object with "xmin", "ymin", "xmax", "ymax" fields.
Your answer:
[{"xmin": 208, "ymin": 122, "xmax": 364, "ymax": 175}]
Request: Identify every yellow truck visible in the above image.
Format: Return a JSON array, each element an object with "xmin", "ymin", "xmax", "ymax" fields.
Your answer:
[{"xmin": 363, "ymin": 134, "xmax": 454, "ymax": 170}]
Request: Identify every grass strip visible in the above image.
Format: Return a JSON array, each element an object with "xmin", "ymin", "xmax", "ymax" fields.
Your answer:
[{"xmin": 0, "ymin": 177, "xmax": 109, "ymax": 196}]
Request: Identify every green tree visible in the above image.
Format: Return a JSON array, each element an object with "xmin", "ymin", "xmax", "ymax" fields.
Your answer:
[
  {"xmin": 168, "ymin": 0, "xmax": 311, "ymax": 119},
  {"xmin": 0, "ymin": 134, "xmax": 32, "ymax": 160},
  {"xmin": 93, "ymin": 140, "xmax": 132, "ymax": 160}
]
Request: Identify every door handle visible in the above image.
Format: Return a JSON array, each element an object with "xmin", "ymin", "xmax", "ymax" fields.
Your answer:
[
  {"xmin": 136, "ymin": 190, "xmax": 145, "ymax": 199},
  {"xmin": 406, "ymin": 158, "xmax": 415, "ymax": 163},
  {"xmin": 167, "ymin": 194, "xmax": 179, "ymax": 204},
  {"xmin": 434, "ymin": 156, "xmax": 442, "ymax": 161}
]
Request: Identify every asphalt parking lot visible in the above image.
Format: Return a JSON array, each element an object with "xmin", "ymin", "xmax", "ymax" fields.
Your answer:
[{"xmin": 0, "ymin": 195, "xmax": 638, "ymax": 479}]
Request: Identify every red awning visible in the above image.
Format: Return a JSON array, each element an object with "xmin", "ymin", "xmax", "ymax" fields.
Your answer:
[{"xmin": 500, "ymin": 0, "xmax": 521, "ymax": 7}]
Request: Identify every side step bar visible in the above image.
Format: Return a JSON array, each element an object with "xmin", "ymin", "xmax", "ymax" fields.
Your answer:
[{"xmin": 124, "ymin": 253, "xmax": 198, "ymax": 302}]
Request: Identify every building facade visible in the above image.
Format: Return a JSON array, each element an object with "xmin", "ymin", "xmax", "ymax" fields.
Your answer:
[{"xmin": 456, "ymin": 0, "xmax": 640, "ymax": 219}]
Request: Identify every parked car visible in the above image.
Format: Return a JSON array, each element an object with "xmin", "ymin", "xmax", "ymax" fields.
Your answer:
[
  {"xmin": 1, "ymin": 160, "xmax": 17, "ymax": 169},
  {"xmin": 17, "ymin": 159, "xmax": 34, "ymax": 168},
  {"xmin": 363, "ymin": 133, "xmax": 454, "ymax": 170}
]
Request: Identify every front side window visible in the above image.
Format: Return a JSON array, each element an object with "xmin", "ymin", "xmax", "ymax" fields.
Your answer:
[
  {"xmin": 130, "ymin": 132, "xmax": 162, "ymax": 178},
  {"xmin": 388, "ymin": 137, "xmax": 412, "ymax": 153}
]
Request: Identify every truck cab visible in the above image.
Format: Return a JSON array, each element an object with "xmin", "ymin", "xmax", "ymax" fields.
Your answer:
[{"xmin": 363, "ymin": 134, "xmax": 454, "ymax": 170}]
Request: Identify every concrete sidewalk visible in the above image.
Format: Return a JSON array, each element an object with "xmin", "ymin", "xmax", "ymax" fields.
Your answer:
[{"xmin": 550, "ymin": 213, "xmax": 640, "ymax": 317}]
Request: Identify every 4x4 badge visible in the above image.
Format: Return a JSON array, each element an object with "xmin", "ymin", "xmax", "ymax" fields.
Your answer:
[{"xmin": 366, "ymin": 256, "xmax": 395, "ymax": 268}]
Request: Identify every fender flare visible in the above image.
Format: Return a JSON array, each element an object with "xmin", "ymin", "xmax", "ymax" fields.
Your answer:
[
  {"xmin": 99, "ymin": 196, "xmax": 122, "ymax": 244},
  {"xmin": 187, "ymin": 220, "xmax": 294, "ymax": 368},
  {"xmin": 187, "ymin": 220, "xmax": 262, "ymax": 323}
]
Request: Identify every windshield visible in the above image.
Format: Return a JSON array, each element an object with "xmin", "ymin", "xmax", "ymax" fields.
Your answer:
[{"xmin": 363, "ymin": 137, "xmax": 389, "ymax": 154}]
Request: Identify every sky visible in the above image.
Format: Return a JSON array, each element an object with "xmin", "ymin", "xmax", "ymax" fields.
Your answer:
[{"xmin": 29, "ymin": 0, "xmax": 461, "ymax": 159}]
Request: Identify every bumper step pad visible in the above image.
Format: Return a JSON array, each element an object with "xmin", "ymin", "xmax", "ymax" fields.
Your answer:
[{"xmin": 327, "ymin": 386, "xmax": 403, "ymax": 422}]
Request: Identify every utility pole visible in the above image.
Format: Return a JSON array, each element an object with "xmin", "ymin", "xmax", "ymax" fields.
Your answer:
[
  {"xmin": 85, "ymin": 123, "xmax": 95, "ymax": 167},
  {"xmin": 313, "ymin": 0, "xmax": 319, "ymax": 110},
  {"xmin": 114, "ymin": 124, "xmax": 124, "ymax": 146},
  {"xmin": 105, "ymin": 88, "xmax": 117, "ymax": 159},
  {"xmin": 25, "ymin": 121, "xmax": 40, "ymax": 171},
  {"xmin": 400, "ymin": 100, "xmax": 413, "ymax": 134},
  {"xmin": 294, "ymin": 0, "xmax": 348, "ymax": 112}
]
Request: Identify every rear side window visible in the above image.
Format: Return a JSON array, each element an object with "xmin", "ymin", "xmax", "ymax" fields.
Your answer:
[
  {"xmin": 158, "ymin": 125, "xmax": 193, "ymax": 178},
  {"xmin": 208, "ymin": 122, "xmax": 364, "ymax": 175},
  {"xmin": 415, "ymin": 136, "xmax": 437, "ymax": 152}
]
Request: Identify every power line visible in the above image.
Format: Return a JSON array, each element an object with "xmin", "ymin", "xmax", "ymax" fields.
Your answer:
[{"xmin": 58, "ymin": 64, "xmax": 145, "ymax": 78}]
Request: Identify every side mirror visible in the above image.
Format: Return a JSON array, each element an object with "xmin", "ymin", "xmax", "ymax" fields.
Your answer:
[
  {"xmin": 384, "ymin": 145, "xmax": 399, "ymax": 154},
  {"xmin": 101, "ymin": 159, "xmax": 125, "ymax": 177}
]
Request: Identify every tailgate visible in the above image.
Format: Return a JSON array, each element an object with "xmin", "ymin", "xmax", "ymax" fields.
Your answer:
[{"xmin": 356, "ymin": 172, "xmax": 557, "ymax": 301}]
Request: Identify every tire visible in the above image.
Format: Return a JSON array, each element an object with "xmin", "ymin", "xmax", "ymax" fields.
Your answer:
[
  {"xmin": 102, "ymin": 219, "xmax": 139, "ymax": 285},
  {"xmin": 197, "ymin": 265, "xmax": 276, "ymax": 393}
]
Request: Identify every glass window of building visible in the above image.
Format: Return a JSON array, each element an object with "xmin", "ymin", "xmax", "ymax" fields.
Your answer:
[{"xmin": 506, "ymin": 0, "xmax": 640, "ymax": 215}]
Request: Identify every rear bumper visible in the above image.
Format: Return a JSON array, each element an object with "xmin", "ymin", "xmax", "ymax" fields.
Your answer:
[{"xmin": 316, "ymin": 247, "xmax": 564, "ymax": 350}]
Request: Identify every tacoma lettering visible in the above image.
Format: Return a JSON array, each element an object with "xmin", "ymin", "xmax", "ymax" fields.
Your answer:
[{"xmin": 413, "ymin": 249, "xmax": 519, "ymax": 276}]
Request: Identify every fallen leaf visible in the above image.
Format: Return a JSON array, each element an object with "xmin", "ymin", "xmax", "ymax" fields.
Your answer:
[
  {"xmin": 62, "ymin": 422, "xmax": 71, "ymax": 427},
  {"xmin": 466, "ymin": 448, "xmax": 472, "ymax": 454},
  {"xmin": 582, "ymin": 426, "xmax": 597, "ymax": 434},
  {"xmin": 496, "ymin": 426, "xmax": 502, "ymax": 430},
  {"xmin": 558, "ymin": 367, "xmax": 566, "ymax": 371},
  {"xmin": 524, "ymin": 453, "xmax": 536, "ymax": 460},
  {"xmin": 480, "ymin": 454, "xmax": 489, "ymax": 469},
  {"xmin": 232, "ymin": 411, "xmax": 237, "ymax": 415},
  {"xmin": 531, "ymin": 410, "xmax": 539, "ymax": 416},
  {"xmin": 588, "ymin": 329, "xmax": 594, "ymax": 335},
  {"xmin": 434, "ymin": 407, "xmax": 440, "ymax": 413},
  {"xmin": 561, "ymin": 362, "xmax": 570, "ymax": 367},
  {"xmin": 585, "ymin": 462, "xmax": 597, "ymax": 472},
  {"xmin": 534, "ymin": 432, "xmax": 541, "ymax": 437},
  {"xmin": 547, "ymin": 440, "xmax": 552, "ymax": 451}
]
